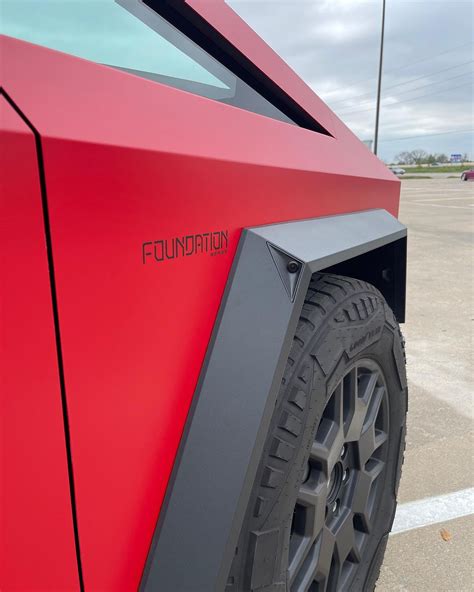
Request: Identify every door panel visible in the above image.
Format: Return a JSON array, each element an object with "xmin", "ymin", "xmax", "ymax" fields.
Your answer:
[{"xmin": 0, "ymin": 96, "xmax": 79, "ymax": 591}]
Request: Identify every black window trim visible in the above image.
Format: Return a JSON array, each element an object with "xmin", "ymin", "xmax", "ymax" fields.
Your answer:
[{"xmin": 144, "ymin": 0, "xmax": 333, "ymax": 136}]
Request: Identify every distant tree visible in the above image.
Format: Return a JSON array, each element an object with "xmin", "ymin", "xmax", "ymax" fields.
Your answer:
[
  {"xmin": 394, "ymin": 149, "xmax": 453, "ymax": 165},
  {"xmin": 395, "ymin": 151, "xmax": 412, "ymax": 165},
  {"xmin": 462, "ymin": 153, "xmax": 469, "ymax": 164},
  {"xmin": 410, "ymin": 149, "xmax": 428, "ymax": 165}
]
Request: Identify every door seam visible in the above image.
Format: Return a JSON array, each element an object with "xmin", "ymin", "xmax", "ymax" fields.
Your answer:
[{"xmin": 0, "ymin": 87, "xmax": 85, "ymax": 592}]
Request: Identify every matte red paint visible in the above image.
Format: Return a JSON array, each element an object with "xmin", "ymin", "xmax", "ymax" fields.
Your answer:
[
  {"xmin": 0, "ymin": 97, "xmax": 80, "ymax": 591},
  {"xmin": 1, "ymin": 10, "xmax": 400, "ymax": 589}
]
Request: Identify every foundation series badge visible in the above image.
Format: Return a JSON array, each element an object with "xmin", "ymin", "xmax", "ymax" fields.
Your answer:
[{"xmin": 142, "ymin": 230, "xmax": 228, "ymax": 264}]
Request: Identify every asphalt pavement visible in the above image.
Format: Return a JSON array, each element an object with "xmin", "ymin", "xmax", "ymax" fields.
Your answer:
[{"xmin": 377, "ymin": 177, "xmax": 474, "ymax": 591}]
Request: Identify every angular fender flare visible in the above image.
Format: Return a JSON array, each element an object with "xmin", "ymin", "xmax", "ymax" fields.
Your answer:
[{"xmin": 141, "ymin": 209, "xmax": 407, "ymax": 592}]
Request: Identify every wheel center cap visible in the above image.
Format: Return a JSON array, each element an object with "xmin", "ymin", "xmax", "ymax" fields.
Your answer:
[{"xmin": 327, "ymin": 461, "xmax": 343, "ymax": 505}]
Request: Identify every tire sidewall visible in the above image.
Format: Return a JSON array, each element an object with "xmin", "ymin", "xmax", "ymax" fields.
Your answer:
[{"xmin": 229, "ymin": 279, "xmax": 407, "ymax": 592}]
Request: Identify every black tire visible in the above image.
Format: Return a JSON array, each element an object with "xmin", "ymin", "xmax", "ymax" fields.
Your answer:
[{"xmin": 227, "ymin": 273, "xmax": 407, "ymax": 592}]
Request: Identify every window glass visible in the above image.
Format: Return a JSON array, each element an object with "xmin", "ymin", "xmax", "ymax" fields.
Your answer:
[{"xmin": 1, "ymin": 0, "xmax": 295, "ymax": 124}]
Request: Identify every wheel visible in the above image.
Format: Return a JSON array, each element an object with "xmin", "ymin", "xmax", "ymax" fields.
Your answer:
[
  {"xmin": 461, "ymin": 174, "xmax": 466, "ymax": 181},
  {"xmin": 227, "ymin": 273, "xmax": 407, "ymax": 592}
]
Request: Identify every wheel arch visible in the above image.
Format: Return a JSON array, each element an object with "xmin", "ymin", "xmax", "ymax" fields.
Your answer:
[
  {"xmin": 141, "ymin": 209, "xmax": 407, "ymax": 592},
  {"xmin": 321, "ymin": 236, "xmax": 406, "ymax": 323}
]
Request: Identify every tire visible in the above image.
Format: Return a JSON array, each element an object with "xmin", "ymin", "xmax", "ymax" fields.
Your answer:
[{"xmin": 227, "ymin": 273, "xmax": 408, "ymax": 592}]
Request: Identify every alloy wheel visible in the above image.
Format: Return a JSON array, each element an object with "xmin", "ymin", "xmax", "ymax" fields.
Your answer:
[{"xmin": 288, "ymin": 360, "xmax": 389, "ymax": 592}]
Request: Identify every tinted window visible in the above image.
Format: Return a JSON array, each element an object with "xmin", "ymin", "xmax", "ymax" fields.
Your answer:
[{"xmin": 1, "ymin": 0, "xmax": 295, "ymax": 125}]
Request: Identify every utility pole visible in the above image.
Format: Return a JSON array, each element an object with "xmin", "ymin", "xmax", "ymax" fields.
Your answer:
[{"xmin": 373, "ymin": 0, "xmax": 386, "ymax": 156}]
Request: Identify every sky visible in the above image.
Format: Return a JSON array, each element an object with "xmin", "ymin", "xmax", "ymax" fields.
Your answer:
[{"xmin": 228, "ymin": 0, "xmax": 474, "ymax": 162}]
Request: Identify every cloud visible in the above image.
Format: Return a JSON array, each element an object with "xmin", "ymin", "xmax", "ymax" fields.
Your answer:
[
  {"xmin": 312, "ymin": 20, "xmax": 373, "ymax": 43},
  {"xmin": 229, "ymin": 0, "xmax": 473, "ymax": 161}
]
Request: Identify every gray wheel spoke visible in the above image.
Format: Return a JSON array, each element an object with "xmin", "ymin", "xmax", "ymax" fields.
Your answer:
[
  {"xmin": 364, "ymin": 385, "xmax": 385, "ymax": 430},
  {"xmin": 359, "ymin": 370, "xmax": 379, "ymax": 405},
  {"xmin": 357, "ymin": 426, "xmax": 387, "ymax": 470},
  {"xmin": 345, "ymin": 395, "xmax": 368, "ymax": 442},
  {"xmin": 288, "ymin": 531, "xmax": 315, "ymax": 587},
  {"xmin": 346, "ymin": 372, "xmax": 380, "ymax": 441},
  {"xmin": 344, "ymin": 366, "xmax": 359, "ymax": 400},
  {"xmin": 356, "ymin": 387, "xmax": 386, "ymax": 467},
  {"xmin": 352, "ymin": 458, "xmax": 385, "ymax": 534},
  {"xmin": 357, "ymin": 423, "xmax": 377, "ymax": 467},
  {"xmin": 312, "ymin": 383, "xmax": 345, "ymax": 477},
  {"xmin": 351, "ymin": 470, "xmax": 373, "ymax": 533},
  {"xmin": 366, "ymin": 457, "xmax": 385, "ymax": 480},
  {"xmin": 313, "ymin": 527, "xmax": 336, "ymax": 586},
  {"xmin": 298, "ymin": 479, "xmax": 328, "ymax": 522},
  {"xmin": 290, "ymin": 477, "xmax": 328, "ymax": 584},
  {"xmin": 290, "ymin": 541, "xmax": 320, "ymax": 592},
  {"xmin": 311, "ymin": 422, "xmax": 344, "ymax": 478},
  {"xmin": 298, "ymin": 483, "xmax": 320, "ymax": 508},
  {"xmin": 374, "ymin": 428, "xmax": 388, "ymax": 451},
  {"xmin": 310, "ymin": 438, "xmax": 330, "ymax": 471},
  {"xmin": 333, "ymin": 508, "xmax": 361, "ymax": 565}
]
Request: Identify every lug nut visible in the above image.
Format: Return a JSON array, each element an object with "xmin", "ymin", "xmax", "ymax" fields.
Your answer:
[
  {"xmin": 342, "ymin": 469, "xmax": 349, "ymax": 482},
  {"xmin": 340, "ymin": 445, "xmax": 346, "ymax": 458},
  {"xmin": 332, "ymin": 500, "xmax": 338, "ymax": 513}
]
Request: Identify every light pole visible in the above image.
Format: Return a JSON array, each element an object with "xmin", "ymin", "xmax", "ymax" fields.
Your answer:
[{"xmin": 374, "ymin": 0, "xmax": 386, "ymax": 156}]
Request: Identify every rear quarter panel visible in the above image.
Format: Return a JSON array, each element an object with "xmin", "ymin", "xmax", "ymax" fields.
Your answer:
[{"xmin": 1, "ymin": 35, "xmax": 399, "ymax": 590}]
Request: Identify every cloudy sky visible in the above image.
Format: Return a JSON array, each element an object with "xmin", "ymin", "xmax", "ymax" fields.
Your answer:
[{"xmin": 228, "ymin": 0, "xmax": 473, "ymax": 162}]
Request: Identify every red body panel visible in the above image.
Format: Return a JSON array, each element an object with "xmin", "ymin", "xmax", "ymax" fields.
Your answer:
[
  {"xmin": 1, "ymin": 15, "xmax": 400, "ymax": 590},
  {"xmin": 0, "ymin": 97, "xmax": 80, "ymax": 591}
]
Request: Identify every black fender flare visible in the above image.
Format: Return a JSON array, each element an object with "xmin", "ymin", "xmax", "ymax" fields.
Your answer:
[{"xmin": 141, "ymin": 209, "xmax": 406, "ymax": 592}]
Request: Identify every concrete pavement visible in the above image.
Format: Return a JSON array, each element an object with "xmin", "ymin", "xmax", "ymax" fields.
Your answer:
[{"xmin": 377, "ymin": 177, "xmax": 474, "ymax": 590}]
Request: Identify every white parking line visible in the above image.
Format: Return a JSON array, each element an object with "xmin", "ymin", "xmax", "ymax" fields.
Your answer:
[
  {"xmin": 409, "ymin": 203, "xmax": 473, "ymax": 210},
  {"xmin": 391, "ymin": 488, "xmax": 474, "ymax": 535},
  {"xmin": 412, "ymin": 196, "xmax": 474, "ymax": 202}
]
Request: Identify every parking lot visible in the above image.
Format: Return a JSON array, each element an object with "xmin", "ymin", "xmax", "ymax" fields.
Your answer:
[{"xmin": 377, "ymin": 177, "xmax": 474, "ymax": 590}]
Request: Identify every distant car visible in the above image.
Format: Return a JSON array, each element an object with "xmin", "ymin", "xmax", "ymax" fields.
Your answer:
[
  {"xmin": 461, "ymin": 169, "xmax": 474, "ymax": 181},
  {"xmin": 389, "ymin": 166, "xmax": 406, "ymax": 176}
]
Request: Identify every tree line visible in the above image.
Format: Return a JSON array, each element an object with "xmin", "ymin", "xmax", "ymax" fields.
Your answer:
[{"xmin": 393, "ymin": 150, "xmax": 470, "ymax": 165}]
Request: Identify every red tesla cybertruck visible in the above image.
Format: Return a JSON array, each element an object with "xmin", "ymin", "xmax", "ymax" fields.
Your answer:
[{"xmin": 1, "ymin": 1, "xmax": 407, "ymax": 591}]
